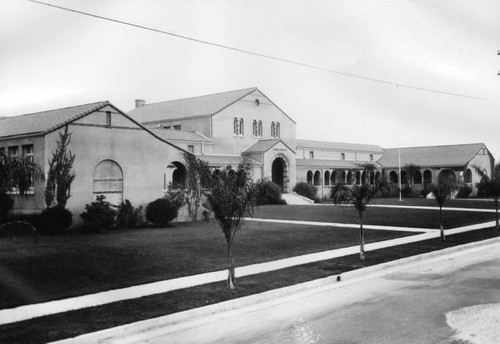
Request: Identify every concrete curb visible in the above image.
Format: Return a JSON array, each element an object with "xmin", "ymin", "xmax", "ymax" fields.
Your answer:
[{"xmin": 51, "ymin": 236, "xmax": 500, "ymax": 344}]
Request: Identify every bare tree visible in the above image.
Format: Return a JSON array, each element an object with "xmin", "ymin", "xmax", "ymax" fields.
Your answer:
[
  {"xmin": 430, "ymin": 177, "xmax": 458, "ymax": 241},
  {"xmin": 474, "ymin": 164, "xmax": 500, "ymax": 230},
  {"xmin": 332, "ymin": 183, "xmax": 379, "ymax": 260},
  {"xmin": 207, "ymin": 160, "xmax": 255, "ymax": 289},
  {"xmin": 183, "ymin": 152, "xmax": 211, "ymax": 221}
]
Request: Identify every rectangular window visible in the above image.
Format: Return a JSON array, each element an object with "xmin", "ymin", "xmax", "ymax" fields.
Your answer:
[
  {"xmin": 187, "ymin": 145, "xmax": 194, "ymax": 153},
  {"xmin": 341, "ymin": 153, "xmax": 345, "ymax": 160},
  {"xmin": 22, "ymin": 144, "xmax": 34, "ymax": 162},
  {"xmin": 162, "ymin": 125, "xmax": 171, "ymax": 130},
  {"xmin": 8, "ymin": 146, "xmax": 19, "ymax": 158},
  {"xmin": 309, "ymin": 151, "xmax": 314, "ymax": 159},
  {"xmin": 173, "ymin": 125, "xmax": 181, "ymax": 131},
  {"xmin": 106, "ymin": 111, "xmax": 111, "ymax": 126}
]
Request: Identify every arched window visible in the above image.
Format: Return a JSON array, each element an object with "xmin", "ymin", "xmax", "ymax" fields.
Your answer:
[
  {"xmin": 423, "ymin": 170, "xmax": 432, "ymax": 184},
  {"xmin": 341, "ymin": 153, "xmax": 345, "ymax": 160},
  {"xmin": 258, "ymin": 121, "xmax": 263, "ymax": 136},
  {"xmin": 324, "ymin": 171, "xmax": 330, "ymax": 186},
  {"xmin": 414, "ymin": 170, "xmax": 422, "ymax": 184},
  {"xmin": 369, "ymin": 154, "xmax": 373, "ymax": 161},
  {"xmin": 233, "ymin": 117, "xmax": 238, "ymax": 135},
  {"xmin": 253, "ymin": 120, "xmax": 257, "ymax": 136},
  {"xmin": 276, "ymin": 122, "xmax": 280, "ymax": 138},
  {"xmin": 239, "ymin": 118, "xmax": 244, "ymax": 136},
  {"xmin": 331, "ymin": 171, "xmax": 337, "ymax": 185},
  {"xmin": 307, "ymin": 171, "xmax": 313, "ymax": 185},
  {"xmin": 271, "ymin": 122, "xmax": 275, "ymax": 137},
  {"xmin": 314, "ymin": 171, "xmax": 321, "ymax": 186},
  {"xmin": 375, "ymin": 171, "xmax": 381, "ymax": 183},
  {"xmin": 389, "ymin": 171, "xmax": 398, "ymax": 183},
  {"xmin": 356, "ymin": 171, "xmax": 361, "ymax": 185},
  {"xmin": 93, "ymin": 160, "xmax": 123, "ymax": 205},
  {"xmin": 347, "ymin": 171, "xmax": 353, "ymax": 184},
  {"xmin": 361, "ymin": 171, "xmax": 367, "ymax": 184}
]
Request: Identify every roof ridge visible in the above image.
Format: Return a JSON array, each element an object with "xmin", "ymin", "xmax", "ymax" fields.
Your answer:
[
  {"xmin": 138, "ymin": 87, "xmax": 258, "ymax": 107},
  {"xmin": 297, "ymin": 138, "xmax": 380, "ymax": 146},
  {"xmin": 6, "ymin": 101, "xmax": 109, "ymax": 119},
  {"xmin": 384, "ymin": 143, "xmax": 484, "ymax": 150}
]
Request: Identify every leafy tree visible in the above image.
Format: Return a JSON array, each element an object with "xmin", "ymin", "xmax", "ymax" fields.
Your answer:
[
  {"xmin": 474, "ymin": 164, "xmax": 500, "ymax": 230},
  {"xmin": 207, "ymin": 160, "xmax": 255, "ymax": 289},
  {"xmin": 45, "ymin": 126, "xmax": 76, "ymax": 208},
  {"xmin": 0, "ymin": 150, "xmax": 43, "ymax": 197},
  {"xmin": 404, "ymin": 163, "xmax": 421, "ymax": 188},
  {"xmin": 183, "ymin": 152, "xmax": 211, "ymax": 221},
  {"xmin": 332, "ymin": 183, "xmax": 379, "ymax": 260},
  {"xmin": 430, "ymin": 177, "xmax": 458, "ymax": 241}
]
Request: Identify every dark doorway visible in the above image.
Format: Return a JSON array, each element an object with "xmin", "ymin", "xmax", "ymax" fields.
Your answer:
[{"xmin": 272, "ymin": 157, "xmax": 286, "ymax": 191}]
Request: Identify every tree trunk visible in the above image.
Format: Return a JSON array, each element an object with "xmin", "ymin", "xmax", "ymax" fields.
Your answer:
[
  {"xmin": 439, "ymin": 207, "xmax": 445, "ymax": 241},
  {"xmin": 227, "ymin": 236, "xmax": 236, "ymax": 290},
  {"xmin": 359, "ymin": 213, "xmax": 365, "ymax": 260}
]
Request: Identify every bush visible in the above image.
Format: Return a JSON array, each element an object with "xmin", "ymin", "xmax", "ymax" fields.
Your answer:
[
  {"xmin": 420, "ymin": 184, "xmax": 433, "ymax": 198},
  {"xmin": 146, "ymin": 198, "xmax": 180, "ymax": 226},
  {"xmin": 38, "ymin": 207, "xmax": 72, "ymax": 234},
  {"xmin": 456, "ymin": 184, "xmax": 472, "ymax": 198},
  {"xmin": 255, "ymin": 180, "xmax": 286, "ymax": 205},
  {"xmin": 116, "ymin": 200, "xmax": 144, "ymax": 228},
  {"xmin": 3, "ymin": 213, "xmax": 42, "ymax": 229},
  {"xmin": 293, "ymin": 182, "xmax": 317, "ymax": 201},
  {"xmin": 0, "ymin": 194, "xmax": 14, "ymax": 223},
  {"xmin": 80, "ymin": 195, "xmax": 117, "ymax": 231},
  {"xmin": 401, "ymin": 185, "xmax": 413, "ymax": 198}
]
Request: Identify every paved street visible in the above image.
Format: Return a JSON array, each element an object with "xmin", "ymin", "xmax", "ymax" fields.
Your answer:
[{"xmin": 136, "ymin": 241, "xmax": 500, "ymax": 344}]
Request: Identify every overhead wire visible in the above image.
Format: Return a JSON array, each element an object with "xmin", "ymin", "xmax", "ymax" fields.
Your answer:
[{"xmin": 28, "ymin": 0, "xmax": 488, "ymax": 101}]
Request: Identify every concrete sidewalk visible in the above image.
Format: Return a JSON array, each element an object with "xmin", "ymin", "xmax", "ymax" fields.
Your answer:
[{"xmin": 1, "ymin": 218, "xmax": 495, "ymax": 326}]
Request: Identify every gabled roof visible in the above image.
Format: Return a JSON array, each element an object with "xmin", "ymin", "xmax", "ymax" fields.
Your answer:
[
  {"xmin": 0, "ymin": 101, "xmax": 109, "ymax": 138},
  {"xmin": 297, "ymin": 139, "xmax": 383, "ymax": 153},
  {"xmin": 148, "ymin": 128, "xmax": 212, "ymax": 143},
  {"xmin": 128, "ymin": 87, "xmax": 258, "ymax": 124},
  {"xmin": 243, "ymin": 138, "xmax": 296, "ymax": 154},
  {"xmin": 296, "ymin": 158, "xmax": 382, "ymax": 169},
  {"xmin": 378, "ymin": 143, "xmax": 487, "ymax": 168}
]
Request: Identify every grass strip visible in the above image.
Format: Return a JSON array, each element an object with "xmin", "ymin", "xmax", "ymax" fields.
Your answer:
[{"xmin": 1, "ymin": 227, "xmax": 498, "ymax": 344}]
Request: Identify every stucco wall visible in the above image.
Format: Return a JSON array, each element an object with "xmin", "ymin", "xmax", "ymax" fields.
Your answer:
[
  {"xmin": 211, "ymin": 90, "xmax": 297, "ymax": 156},
  {"xmin": 41, "ymin": 111, "xmax": 185, "ymax": 221}
]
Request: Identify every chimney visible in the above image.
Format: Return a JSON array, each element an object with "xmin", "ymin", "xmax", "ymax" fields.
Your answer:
[{"xmin": 135, "ymin": 99, "xmax": 146, "ymax": 108}]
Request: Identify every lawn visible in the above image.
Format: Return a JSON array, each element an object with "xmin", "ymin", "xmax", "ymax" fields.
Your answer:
[
  {"xmin": 253, "ymin": 204, "xmax": 496, "ymax": 228},
  {"xmin": 0, "ymin": 221, "xmax": 412, "ymax": 309},
  {"xmin": 1, "ymin": 227, "xmax": 498, "ymax": 344}
]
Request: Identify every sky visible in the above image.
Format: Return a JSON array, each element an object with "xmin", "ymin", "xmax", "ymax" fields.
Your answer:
[{"xmin": 1, "ymin": 0, "xmax": 500, "ymax": 160}]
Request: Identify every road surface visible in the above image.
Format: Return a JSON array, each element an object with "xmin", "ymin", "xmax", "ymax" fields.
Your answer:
[{"xmin": 116, "ymin": 240, "xmax": 500, "ymax": 344}]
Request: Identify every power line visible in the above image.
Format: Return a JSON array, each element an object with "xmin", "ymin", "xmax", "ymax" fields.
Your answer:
[{"xmin": 28, "ymin": 0, "xmax": 487, "ymax": 101}]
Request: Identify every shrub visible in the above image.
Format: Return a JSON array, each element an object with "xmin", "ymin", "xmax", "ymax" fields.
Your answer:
[
  {"xmin": 401, "ymin": 185, "xmax": 413, "ymax": 198},
  {"xmin": 456, "ymin": 184, "xmax": 472, "ymax": 198},
  {"xmin": 4, "ymin": 213, "xmax": 42, "ymax": 229},
  {"xmin": 38, "ymin": 207, "xmax": 73, "ymax": 234},
  {"xmin": 420, "ymin": 184, "xmax": 433, "ymax": 198},
  {"xmin": 116, "ymin": 200, "xmax": 144, "ymax": 228},
  {"xmin": 0, "ymin": 194, "xmax": 14, "ymax": 223},
  {"xmin": 254, "ymin": 180, "xmax": 286, "ymax": 205},
  {"xmin": 293, "ymin": 182, "xmax": 317, "ymax": 201},
  {"xmin": 80, "ymin": 195, "xmax": 117, "ymax": 231},
  {"xmin": 146, "ymin": 198, "xmax": 180, "ymax": 226}
]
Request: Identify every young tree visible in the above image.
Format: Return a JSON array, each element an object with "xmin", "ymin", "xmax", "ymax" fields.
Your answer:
[
  {"xmin": 183, "ymin": 152, "xmax": 211, "ymax": 221},
  {"xmin": 430, "ymin": 177, "xmax": 458, "ymax": 241},
  {"xmin": 207, "ymin": 160, "xmax": 255, "ymax": 289},
  {"xmin": 45, "ymin": 126, "xmax": 76, "ymax": 208},
  {"xmin": 404, "ymin": 163, "xmax": 421, "ymax": 188},
  {"xmin": 332, "ymin": 183, "xmax": 378, "ymax": 260},
  {"xmin": 474, "ymin": 164, "xmax": 500, "ymax": 230}
]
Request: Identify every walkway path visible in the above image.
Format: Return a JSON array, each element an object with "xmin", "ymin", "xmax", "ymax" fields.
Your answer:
[{"xmin": 0, "ymin": 218, "xmax": 495, "ymax": 326}]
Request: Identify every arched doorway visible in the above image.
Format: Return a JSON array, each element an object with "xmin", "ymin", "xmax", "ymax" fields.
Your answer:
[
  {"xmin": 165, "ymin": 161, "xmax": 187, "ymax": 189},
  {"xmin": 272, "ymin": 157, "xmax": 287, "ymax": 192},
  {"xmin": 93, "ymin": 160, "xmax": 123, "ymax": 205}
]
